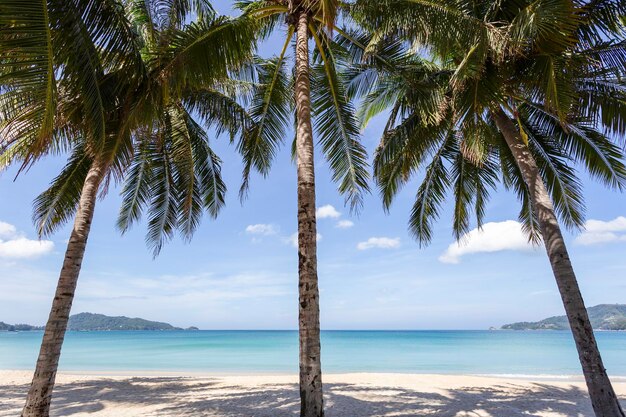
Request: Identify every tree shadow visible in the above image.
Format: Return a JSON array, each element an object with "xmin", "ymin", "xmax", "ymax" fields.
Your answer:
[{"xmin": 1, "ymin": 377, "xmax": 624, "ymax": 416}]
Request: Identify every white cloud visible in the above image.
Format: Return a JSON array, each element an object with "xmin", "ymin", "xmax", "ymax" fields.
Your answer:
[
  {"xmin": 439, "ymin": 220, "xmax": 535, "ymax": 264},
  {"xmin": 315, "ymin": 204, "xmax": 356, "ymax": 229},
  {"xmin": 584, "ymin": 216, "xmax": 626, "ymax": 233},
  {"xmin": 287, "ymin": 233, "xmax": 322, "ymax": 248},
  {"xmin": 316, "ymin": 205, "xmax": 341, "ymax": 219},
  {"xmin": 575, "ymin": 216, "xmax": 626, "ymax": 246},
  {"xmin": 0, "ymin": 221, "xmax": 54, "ymax": 259},
  {"xmin": 336, "ymin": 220, "xmax": 354, "ymax": 229},
  {"xmin": 0, "ymin": 238, "xmax": 55, "ymax": 259},
  {"xmin": 245, "ymin": 224, "xmax": 277, "ymax": 236},
  {"xmin": 357, "ymin": 237, "xmax": 401, "ymax": 250},
  {"xmin": 0, "ymin": 222, "xmax": 17, "ymax": 239}
]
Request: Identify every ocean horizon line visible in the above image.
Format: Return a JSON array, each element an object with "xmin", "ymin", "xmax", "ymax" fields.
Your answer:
[{"xmin": 4, "ymin": 328, "xmax": 597, "ymax": 332}]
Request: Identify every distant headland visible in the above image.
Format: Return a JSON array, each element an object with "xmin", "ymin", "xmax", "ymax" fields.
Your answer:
[
  {"xmin": 0, "ymin": 312, "xmax": 198, "ymax": 331},
  {"xmin": 502, "ymin": 304, "xmax": 626, "ymax": 330}
]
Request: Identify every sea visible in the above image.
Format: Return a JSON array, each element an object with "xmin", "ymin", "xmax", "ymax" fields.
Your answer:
[{"xmin": 1, "ymin": 330, "xmax": 626, "ymax": 377}]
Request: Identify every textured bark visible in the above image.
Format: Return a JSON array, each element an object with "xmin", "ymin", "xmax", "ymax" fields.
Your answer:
[
  {"xmin": 493, "ymin": 108, "xmax": 625, "ymax": 417},
  {"xmin": 21, "ymin": 159, "xmax": 106, "ymax": 417},
  {"xmin": 294, "ymin": 10, "xmax": 324, "ymax": 417}
]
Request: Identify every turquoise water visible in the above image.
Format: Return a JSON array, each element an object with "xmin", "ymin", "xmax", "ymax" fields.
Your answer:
[{"xmin": 1, "ymin": 330, "xmax": 626, "ymax": 376}]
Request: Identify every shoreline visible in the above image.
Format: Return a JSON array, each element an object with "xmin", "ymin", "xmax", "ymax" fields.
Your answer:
[{"xmin": 3, "ymin": 368, "xmax": 619, "ymax": 381}]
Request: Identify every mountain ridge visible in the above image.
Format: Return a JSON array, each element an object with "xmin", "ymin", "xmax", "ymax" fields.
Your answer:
[
  {"xmin": 502, "ymin": 304, "xmax": 626, "ymax": 330},
  {"xmin": 0, "ymin": 312, "xmax": 197, "ymax": 331},
  {"xmin": 0, "ymin": 322, "xmax": 43, "ymax": 331}
]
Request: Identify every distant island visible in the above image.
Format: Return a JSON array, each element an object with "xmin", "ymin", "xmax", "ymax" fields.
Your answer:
[
  {"xmin": 0, "ymin": 322, "xmax": 43, "ymax": 331},
  {"xmin": 502, "ymin": 304, "xmax": 626, "ymax": 330},
  {"xmin": 0, "ymin": 313, "xmax": 198, "ymax": 331}
]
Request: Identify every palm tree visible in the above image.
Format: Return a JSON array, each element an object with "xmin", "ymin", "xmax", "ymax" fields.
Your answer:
[
  {"xmin": 234, "ymin": 1, "xmax": 370, "ymax": 415},
  {"xmin": 350, "ymin": 1, "xmax": 626, "ymax": 416},
  {"xmin": 0, "ymin": 1, "xmax": 254, "ymax": 415},
  {"xmin": 1, "ymin": 4, "xmax": 140, "ymax": 413}
]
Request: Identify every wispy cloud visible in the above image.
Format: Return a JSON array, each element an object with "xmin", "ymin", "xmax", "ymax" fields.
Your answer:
[
  {"xmin": 439, "ymin": 220, "xmax": 536, "ymax": 264},
  {"xmin": 245, "ymin": 223, "xmax": 326, "ymax": 248},
  {"xmin": 357, "ymin": 237, "xmax": 401, "ymax": 250},
  {"xmin": 336, "ymin": 220, "xmax": 354, "ymax": 229},
  {"xmin": 575, "ymin": 216, "xmax": 626, "ymax": 246},
  {"xmin": 0, "ymin": 222, "xmax": 17, "ymax": 238},
  {"xmin": 0, "ymin": 265, "xmax": 295, "ymax": 326},
  {"xmin": 316, "ymin": 204, "xmax": 341, "ymax": 219},
  {"xmin": 0, "ymin": 221, "xmax": 54, "ymax": 259},
  {"xmin": 121, "ymin": 272, "xmax": 291, "ymax": 300},
  {"xmin": 41, "ymin": 269, "xmax": 296, "ymax": 326},
  {"xmin": 245, "ymin": 224, "xmax": 278, "ymax": 236}
]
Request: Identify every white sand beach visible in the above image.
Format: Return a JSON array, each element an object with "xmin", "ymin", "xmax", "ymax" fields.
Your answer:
[{"xmin": 2, "ymin": 371, "xmax": 625, "ymax": 416}]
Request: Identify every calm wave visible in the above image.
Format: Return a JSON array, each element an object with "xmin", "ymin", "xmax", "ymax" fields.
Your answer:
[{"xmin": 1, "ymin": 330, "xmax": 626, "ymax": 376}]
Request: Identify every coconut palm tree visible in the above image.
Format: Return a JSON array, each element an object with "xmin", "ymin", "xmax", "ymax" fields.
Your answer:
[
  {"xmin": 349, "ymin": 1, "xmax": 626, "ymax": 416},
  {"xmin": 0, "ymin": 1, "xmax": 254, "ymax": 415},
  {"xmin": 234, "ymin": 1, "xmax": 370, "ymax": 415},
  {"xmin": 1, "ymin": 5, "xmax": 142, "ymax": 413}
]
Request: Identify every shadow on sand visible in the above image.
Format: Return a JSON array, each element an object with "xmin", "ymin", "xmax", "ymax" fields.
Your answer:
[{"xmin": 1, "ymin": 377, "xmax": 623, "ymax": 416}]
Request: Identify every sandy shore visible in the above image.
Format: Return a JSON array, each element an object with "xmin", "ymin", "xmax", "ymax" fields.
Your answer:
[{"xmin": 2, "ymin": 371, "xmax": 625, "ymax": 416}]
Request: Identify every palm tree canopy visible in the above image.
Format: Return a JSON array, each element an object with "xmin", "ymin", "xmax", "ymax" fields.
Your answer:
[
  {"xmin": 233, "ymin": 0, "xmax": 370, "ymax": 211},
  {"xmin": 0, "ymin": 0, "xmax": 257, "ymax": 256},
  {"xmin": 348, "ymin": 0, "xmax": 626, "ymax": 244}
]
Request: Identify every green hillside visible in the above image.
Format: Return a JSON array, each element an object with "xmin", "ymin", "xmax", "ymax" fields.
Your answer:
[
  {"xmin": 502, "ymin": 304, "xmax": 626, "ymax": 330},
  {"xmin": 67, "ymin": 313, "xmax": 183, "ymax": 331},
  {"xmin": 1, "ymin": 313, "xmax": 192, "ymax": 331},
  {"xmin": 0, "ymin": 322, "xmax": 43, "ymax": 331}
]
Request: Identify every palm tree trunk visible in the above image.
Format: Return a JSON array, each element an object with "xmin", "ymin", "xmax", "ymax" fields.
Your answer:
[
  {"xmin": 21, "ymin": 158, "xmax": 106, "ymax": 417},
  {"xmin": 294, "ymin": 9, "xmax": 324, "ymax": 417},
  {"xmin": 493, "ymin": 108, "xmax": 625, "ymax": 417}
]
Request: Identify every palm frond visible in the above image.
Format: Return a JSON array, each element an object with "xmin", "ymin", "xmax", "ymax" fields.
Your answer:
[
  {"xmin": 350, "ymin": 0, "xmax": 504, "ymax": 60},
  {"xmin": 506, "ymin": 0, "xmax": 579, "ymax": 54},
  {"xmin": 0, "ymin": 0, "xmax": 56, "ymax": 163},
  {"xmin": 145, "ymin": 135, "xmax": 178, "ymax": 257},
  {"xmin": 498, "ymin": 139, "xmax": 542, "ymax": 243},
  {"xmin": 374, "ymin": 113, "xmax": 449, "ymax": 210},
  {"xmin": 238, "ymin": 50, "xmax": 293, "ymax": 199},
  {"xmin": 157, "ymin": 14, "xmax": 256, "ymax": 93},
  {"xmin": 184, "ymin": 87, "xmax": 252, "ymax": 140},
  {"xmin": 450, "ymin": 148, "xmax": 498, "ymax": 240},
  {"xmin": 310, "ymin": 26, "xmax": 370, "ymax": 211},
  {"xmin": 575, "ymin": 0, "xmax": 626, "ymax": 44},
  {"xmin": 117, "ymin": 137, "xmax": 156, "ymax": 234},
  {"xmin": 520, "ymin": 116, "xmax": 586, "ymax": 230},
  {"xmin": 33, "ymin": 144, "xmax": 93, "ymax": 237},
  {"xmin": 185, "ymin": 112, "xmax": 226, "ymax": 219},
  {"xmin": 522, "ymin": 102, "xmax": 626, "ymax": 189},
  {"xmin": 236, "ymin": 0, "xmax": 287, "ymax": 40},
  {"xmin": 407, "ymin": 132, "xmax": 455, "ymax": 245}
]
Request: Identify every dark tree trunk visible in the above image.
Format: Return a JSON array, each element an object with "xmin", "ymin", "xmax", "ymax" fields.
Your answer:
[
  {"xmin": 493, "ymin": 108, "xmax": 625, "ymax": 417},
  {"xmin": 294, "ymin": 9, "xmax": 324, "ymax": 417},
  {"xmin": 21, "ymin": 159, "xmax": 106, "ymax": 417}
]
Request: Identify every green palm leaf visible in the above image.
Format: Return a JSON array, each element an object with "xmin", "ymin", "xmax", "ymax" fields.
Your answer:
[
  {"xmin": 117, "ymin": 137, "xmax": 156, "ymax": 234},
  {"xmin": 238, "ymin": 52, "xmax": 292, "ymax": 199},
  {"xmin": 407, "ymin": 132, "xmax": 454, "ymax": 245},
  {"xmin": 310, "ymin": 26, "xmax": 370, "ymax": 211},
  {"xmin": 33, "ymin": 144, "xmax": 93, "ymax": 237},
  {"xmin": 0, "ymin": 0, "xmax": 56, "ymax": 162},
  {"xmin": 158, "ymin": 14, "xmax": 256, "ymax": 93}
]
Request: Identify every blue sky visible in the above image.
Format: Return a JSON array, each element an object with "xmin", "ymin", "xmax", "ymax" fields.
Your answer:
[{"xmin": 1, "ymin": 1, "xmax": 625, "ymax": 330}]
